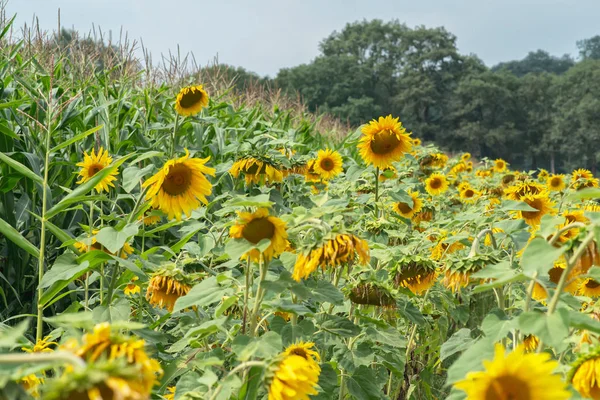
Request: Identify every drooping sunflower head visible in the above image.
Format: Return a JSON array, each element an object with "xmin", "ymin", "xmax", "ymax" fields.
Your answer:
[
  {"xmin": 358, "ymin": 115, "xmax": 412, "ymax": 168},
  {"xmin": 517, "ymin": 192, "xmax": 555, "ymax": 226},
  {"xmin": 442, "ymin": 254, "xmax": 497, "ymax": 293},
  {"xmin": 493, "ymin": 158, "xmax": 508, "ymax": 173},
  {"xmin": 230, "ymin": 155, "xmax": 284, "ymax": 186},
  {"xmin": 572, "ymin": 168, "xmax": 594, "ymax": 182},
  {"xmin": 146, "ymin": 264, "xmax": 197, "ymax": 312},
  {"xmin": 424, "ymin": 173, "xmax": 449, "ymax": 196},
  {"xmin": 313, "ymin": 148, "xmax": 343, "ymax": 180},
  {"xmin": 142, "ymin": 149, "xmax": 215, "ymax": 220},
  {"xmin": 174, "ymin": 85, "xmax": 209, "ymax": 117},
  {"xmin": 537, "ymin": 168, "xmax": 549, "ymax": 180},
  {"xmin": 292, "ymin": 233, "xmax": 370, "ymax": 281},
  {"xmin": 267, "ymin": 352, "xmax": 320, "ymax": 400},
  {"xmin": 430, "ymin": 233, "xmax": 466, "ymax": 261},
  {"xmin": 42, "ymin": 359, "xmax": 147, "ymax": 400},
  {"xmin": 574, "ymin": 177, "xmax": 600, "ymax": 191},
  {"xmin": 60, "ymin": 322, "xmax": 163, "ymax": 395},
  {"xmin": 392, "ymin": 255, "xmax": 438, "ymax": 295},
  {"xmin": 392, "ymin": 190, "xmax": 423, "ymax": 219},
  {"xmin": 459, "ymin": 187, "xmax": 481, "ymax": 204},
  {"xmin": 501, "ymin": 173, "xmax": 516, "ymax": 186},
  {"xmin": 450, "ymin": 161, "xmax": 469, "ymax": 177},
  {"xmin": 547, "ymin": 174, "xmax": 566, "ymax": 191},
  {"xmin": 229, "ymin": 208, "xmax": 288, "ymax": 263},
  {"xmin": 504, "ymin": 180, "xmax": 545, "ymax": 201},
  {"xmin": 348, "ymin": 282, "xmax": 395, "ymax": 307},
  {"xmin": 76, "ymin": 147, "xmax": 118, "ymax": 193},
  {"xmin": 570, "ymin": 347, "xmax": 600, "ymax": 399}
]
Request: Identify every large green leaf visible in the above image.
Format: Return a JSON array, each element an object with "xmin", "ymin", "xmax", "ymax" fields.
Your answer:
[
  {"xmin": 0, "ymin": 152, "xmax": 43, "ymax": 184},
  {"xmin": 0, "ymin": 216, "xmax": 40, "ymax": 258},
  {"xmin": 50, "ymin": 125, "xmax": 103, "ymax": 152}
]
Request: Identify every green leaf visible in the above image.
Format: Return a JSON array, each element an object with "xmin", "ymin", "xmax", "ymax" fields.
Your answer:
[
  {"xmin": 96, "ymin": 224, "xmax": 139, "ymax": 254},
  {"xmin": 390, "ymin": 189, "xmax": 414, "ymax": 207},
  {"xmin": 170, "ymin": 221, "xmax": 205, "ymax": 254},
  {"xmin": 225, "ymin": 239, "xmax": 255, "ymax": 261},
  {"xmin": 396, "ymin": 298, "xmax": 426, "ymax": 325},
  {"xmin": 0, "ymin": 99, "xmax": 26, "ymax": 110},
  {"xmin": 0, "ymin": 320, "xmax": 28, "ymax": 348},
  {"xmin": 567, "ymin": 187, "xmax": 600, "ymax": 201},
  {"xmin": 0, "ymin": 152, "xmax": 43, "ymax": 184},
  {"xmin": 318, "ymin": 314, "xmax": 360, "ymax": 337},
  {"xmin": 92, "ymin": 298, "xmax": 130, "ymax": 323},
  {"xmin": 520, "ymin": 238, "xmax": 565, "ymax": 277},
  {"xmin": 500, "ymin": 200, "xmax": 538, "ymax": 212},
  {"xmin": 446, "ymin": 337, "xmax": 495, "ymax": 384},
  {"xmin": 346, "ymin": 365, "xmax": 383, "ymax": 400},
  {"xmin": 481, "ymin": 310, "xmax": 517, "ymax": 342},
  {"xmin": 39, "ymin": 253, "xmax": 90, "ymax": 289},
  {"xmin": 172, "ymin": 276, "xmax": 232, "ymax": 313},
  {"xmin": 44, "ymin": 312, "xmax": 93, "ymax": 329},
  {"xmin": 441, "ymin": 329, "xmax": 474, "ymax": 361},
  {"xmin": 122, "ymin": 164, "xmax": 154, "ymax": 193},
  {"xmin": 50, "ymin": 125, "xmax": 103, "ymax": 152},
  {"xmin": 518, "ymin": 309, "xmax": 570, "ymax": 348},
  {"xmin": 238, "ymin": 365, "xmax": 264, "ymax": 400},
  {"xmin": 45, "ymin": 154, "xmax": 134, "ymax": 219},
  {"xmin": 569, "ymin": 311, "xmax": 600, "ymax": 334},
  {"xmin": 0, "ymin": 216, "xmax": 40, "ymax": 258},
  {"xmin": 227, "ymin": 194, "xmax": 273, "ymax": 208}
]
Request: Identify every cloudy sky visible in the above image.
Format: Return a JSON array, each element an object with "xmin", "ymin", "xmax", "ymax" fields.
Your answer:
[{"xmin": 5, "ymin": 0, "xmax": 600, "ymax": 77}]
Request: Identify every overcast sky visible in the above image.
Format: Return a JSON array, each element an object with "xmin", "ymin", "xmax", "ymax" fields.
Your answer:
[{"xmin": 5, "ymin": 0, "xmax": 600, "ymax": 77}]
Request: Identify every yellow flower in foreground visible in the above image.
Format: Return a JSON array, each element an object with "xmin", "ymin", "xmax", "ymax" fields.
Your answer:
[
  {"xmin": 146, "ymin": 267, "xmax": 193, "ymax": 312},
  {"xmin": 76, "ymin": 147, "xmax": 118, "ymax": 192},
  {"xmin": 230, "ymin": 157, "xmax": 283, "ymax": 185},
  {"xmin": 174, "ymin": 85, "xmax": 209, "ymax": 117},
  {"xmin": 425, "ymin": 173, "xmax": 449, "ymax": 196},
  {"xmin": 517, "ymin": 192, "xmax": 555, "ymax": 226},
  {"xmin": 571, "ymin": 348, "xmax": 600, "ymax": 398},
  {"xmin": 547, "ymin": 174, "xmax": 566, "ymax": 191},
  {"xmin": 164, "ymin": 386, "xmax": 176, "ymax": 400},
  {"xmin": 392, "ymin": 190, "xmax": 423, "ymax": 219},
  {"xmin": 229, "ymin": 208, "xmax": 288, "ymax": 262},
  {"xmin": 20, "ymin": 374, "xmax": 43, "ymax": 398},
  {"xmin": 142, "ymin": 149, "xmax": 215, "ymax": 220},
  {"xmin": 313, "ymin": 149, "xmax": 343, "ymax": 180},
  {"xmin": 454, "ymin": 344, "xmax": 569, "ymax": 400},
  {"xmin": 358, "ymin": 115, "xmax": 412, "ymax": 169},
  {"xmin": 283, "ymin": 342, "xmax": 321, "ymax": 372},
  {"xmin": 493, "ymin": 158, "xmax": 508, "ymax": 173},
  {"xmin": 268, "ymin": 354, "xmax": 320, "ymax": 400},
  {"xmin": 292, "ymin": 233, "xmax": 369, "ymax": 281}
]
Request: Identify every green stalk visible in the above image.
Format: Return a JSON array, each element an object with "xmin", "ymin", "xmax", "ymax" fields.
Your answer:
[
  {"xmin": 0, "ymin": 351, "xmax": 86, "ymax": 369},
  {"xmin": 84, "ymin": 200, "xmax": 95, "ymax": 310},
  {"xmin": 374, "ymin": 167, "xmax": 380, "ymax": 218},
  {"xmin": 242, "ymin": 257, "xmax": 251, "ymax": 335},
  {"xmin": 249, "ymin": 256, "xmax": 268, "ymax": 337},
  {"xmin": 105, "ymin": 261, "xmax": 121, "ymax": 306},
  {"xmin": 169, "ymin": 114, "xmax": 180, "ymax": 158}
]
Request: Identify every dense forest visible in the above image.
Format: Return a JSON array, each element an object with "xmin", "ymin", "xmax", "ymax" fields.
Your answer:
[{"xmin": 229, "ymin": 20, "xmax": 600, "ymax": 174}]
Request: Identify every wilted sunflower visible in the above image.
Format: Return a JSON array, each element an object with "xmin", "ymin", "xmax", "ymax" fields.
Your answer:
[
  {"xmin": 459, "ymin": 187, "xmax": 481, "ymax": 204},
  {"xmin": 522, "ymin": 334, "xmax": 540, "ymax": 352},
  {"xmin": 61, "ymin": 323, "xmax": 162, "ymax": 395},
  {"xmin": 74, "ymin": 230, "xmax": 134, "ymax": 258},
  {"xmin": 313, "ymin": 149, "xmax": 343, "ymax": 180},
  {"xmin": 412, "ymin": 208, "xmax": 434, "ymax": 231},
  {"xmin": 142, "ymin": 149, "xmax": 215, "ymax": 220},
  {"xmin": 454, "ymin": 344, "xmax": 569, "ymax": 400},
  {"xmin": 174, "ymin": 85, "xmax": 209, "ymax": 117},
  {"xmin": 76, "ymin": 147, "xmax": 118, "ymax": 192},
  {"xmin": 546, "ymin": 174, "xmax": 566, "ymax": 191},
  {"xmin": 392, "ymin": 256, "xmax": 438, "ymax": 295},
  {"xmin": 292, "ymin": 233, "xmax": 369, "ymax": 281},
  {"xmin": 570, "ymin": 347, "xmax": 600, "ymax": 399},
  {"xmin": 230, "ymin": 156, "xmax": 284, "ymax": 186},
  {"xmin": 443, "ymin": 254, "xmax": 497, "ymax": 293},
  {"xmin": 358, "ymin": 115, "xmax": 412, "ymax": 169},
  {"xmin": 517, "ymin": 192, "xmax": 555, "ymax": 226},
  {"xmin": 504, "ymin": 180, "xmax": 545, "ymax": 201},
  {"xmin": 425, "ymin": 173, "xmax": 449, "ymax": 196},
  {"xmin": 349, "ymin": 282, "xmax": 395, "ymax": 307},
  {"xmin": 146, "ymin": 265, "xmax": 196, "ymax": 312},
  {"xmin": 267, "ymin": 353, "xmax": 320, "ymax": 400},
  {"xmin": 430, "ymin": 233, "xmax": 466, "ymax": 261},
  {"xmin": 493, "ymin": 158, "xmax": 508, "ymax": 173},
  {"xmin": 229, "ymin": 208, "xmax": 288, "ymax": 263},
  {"xmin": 392, "ymin": 190, "xmax": 423, "ymax": 219}
]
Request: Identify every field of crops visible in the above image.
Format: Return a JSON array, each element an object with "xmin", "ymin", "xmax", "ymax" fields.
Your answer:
[{"xmin": 4, "ymin": 15, "xmax": 600, "ymax": 400}]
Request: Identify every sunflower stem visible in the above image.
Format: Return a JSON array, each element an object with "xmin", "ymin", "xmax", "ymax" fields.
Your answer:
[
  {"xmin": 242, "ymin": 257, "xmax": 251, "ymax": 335},
  {"xmin": 84, "ymin": 200, "xmax": 95, "ymax": 310},
  {"xmin": 105, "ymin": 261, "xmax": 121, "ymax": 306},
  {"xmin": 374, "ymin": 167, "xmax": 380, "ymax": 218},
  {"xmin": 207, "ymin": 361, "xmax": 266, "ymax": 400},
  {"xmin": 249, "ymin": 256, "xmax": 268, "ymax": 337},
  {"xmin": 0, "ymin": 351, "xmax": 86, "ymax": 369},
  {"xmin": 169, "ymin": 114, "xmax": 180, "ymax": 159}
]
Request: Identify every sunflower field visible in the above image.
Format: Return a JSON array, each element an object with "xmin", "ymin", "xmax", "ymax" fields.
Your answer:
[{"xmin": 4, "ymin": 16, "xmax": 600, "ymax": 400}]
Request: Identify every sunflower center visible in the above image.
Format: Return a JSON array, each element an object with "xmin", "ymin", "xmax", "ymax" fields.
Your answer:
[
  {"xmin": 370, "ymin": 131, "xmax": 400, "ymax": 155},
  {"xmin": 587, "ymin": 279, "xmax": 600, "ymax": 289},
  {"xmin": 521, "ymin": 198, "xmax": 543, "ymax": 219},
  {"xmin": 548, "ymin": 267, "xmax": 564, "ymax": 284},
  {"xmin": 464, "ymin": 189, "xmax": 475, "ymax": 198},
  {"xmin": 485, "ymin": 374, "xmax": 531, "ymax": 400},
  {"xmin": 179, "ymin": 89, "xmax": 205, "ymax": 109},
  {"xmin": 289, "ymin": 348, "xmax": 308, "ymax": 359},
  {"xmin": 429, "ymin": 178, "xmax": 442, "ymax": 189},
  {"xmin": 320, "ymin": 158, "xmax": 335, "ymax": 171},
  {"xmin": 89, "ymin": 163, "xmax": 104, "ymax": 176},
  {"xmin": 162, "ymin": 163, "xmax": 192, "ymax": 196},
  {"xmin": 396, "ymin": 202, "xmax": 413, "ymax": 213},
  {"xmin": 550, "ymin": 177, "xmax": 561, "ymax": 187},
  {"xmin": 242, "ymin": 217, "xmax": 275, "ymax": 244}
]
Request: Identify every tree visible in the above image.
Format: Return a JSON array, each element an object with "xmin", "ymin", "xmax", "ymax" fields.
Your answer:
[
  {"xmin": 577, "ymin": 36, "xmax": 600, "ymax": 60},
  {"xmin": 492, "ymin": 50, "xmax": 574, "ymax": 76}
]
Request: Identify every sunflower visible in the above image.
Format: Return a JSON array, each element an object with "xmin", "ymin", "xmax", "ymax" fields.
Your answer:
[
  {"xmin": 573, "ymin": 168, "xmax": 594, "ymax": 182},
  {"xmin": 146, "ymin": 265, "xmax": 195, "ymax": 312},
  {"xmin": 313, "ymin": 149, "xmax": 343, "ymax": 180},
  {"xmin": 358, "ymin": 115, "xmax": 412, "ymax": 169},
  {"xmin": 303, "ymin": 159, "xmax": 322, "ymax": 183},
  {"xmin": 412, "ymin": 138, "xmax": 422, "ymax": 146},
  {"xmin": 547, "ymin": 261, "xmax": 580, "ymax": 294},
  {"xmin": 501, "ymin": 173, "xmax": 516, "ymax": 186},
  {"xmin": 517, "ymin": 192, "xmax": 555, "ymax": 226},
  {"xmin": 431, "ymin": 153, "xmax": 448, "ymax": 168},
  {"xmin": 61, "ymin": 323, "xmax": 162, "ymax": 395},
  {"xmin": 454, "ymin": 343, "xmax": 569, "ymax": 400},
  {"xmin": 349, "ymin": 282, "xmax": 396, "ymax": 307},
  {"xmin": 164, "ymin": 386, "xmax": 176, "ymax": 400},
  {"xmin": 442, "ymin": 254, "xmax": 496, "ymax": 293},
  {"xmin": 459, "ymin": 187, "xmax": 481, "ymax": 204},
  {"xmin": 570, "ymin": 347, "xmax": 600, "ymax": 398},
  {"xmin": 476, "ymin": 169, "xmax": 492, "ymax": 178},
  {"xmin": 412, "ymin": 208, "xmax": 434, "ymax": 230},
  {"xmin": 142, "ymin": 149, "xmax": 215, "ymax": 220},
  {"xmin": 392, "ymin": 190, "xmax": 423, "ymax": 219},
  {"xmin": 22, "ymin": 335, "xmax": 57, "ymax": 353},
  {"xmin": 574, "ymin": 177, "xmax": 600, "ymax": 191},
  {"xmin": 493, "ymin": 158, "xmax": 508, "ymax": 173},
  {"xmin": 267, "ymin": 353, "xmax": 320, "ymax": 400},
  {"xmin": 461, "ymin": 153, "xmax": 471, "ymax": 161},
  {"xmin": 292, "ymin": 233, "xmax": 369, "ymax": 281},
  {"xmin": 230, "ymin": 157, "xmax": 284, "ymax": 186},
  {"xmin": 580, "ymin": 279, "xmax": 600, "ymax": 298},
  {"xmin": 74, "ymin": 230, "xmax": 134, "ymax": 258},
  {"xmin": 425, "ymin": 173, "xmax": 449, "ymax": 196},
  {"xmin": 124, "ymin": 276, "xmax": 141, "ymax": 296},
  {"xmin": 76, "ymin": 147, "xmax": 118, "ymax": 192},
  {"xmin": 393, "ymin": 256, "xmax": 438, "ymax": 295},
  {"xmin": 174, "ymin": 85, "xmax": 209, "ymax": 117},
  {"xmin": 229, "ymin": 208, "xmax": 288, "ymax": 263},
  {"xmin": 574, "ymin": 241, "xmax": 600, "ymax": 275},
  {"xmin": 283, "ymin": 342, "xmax": 321, "ymax": 372},
  {"xmin": 547, "ymin": 174, "xmax": 566, "ymax": 191},
  {"xmin": 504, "ymin": 181, "xmax": 545, "ymax": 201},
  {"xmin": 430, "ymin": 233, "xmax": 465, "ymax": 261},
  {"xmin": 522, "ymin": 334, "xmax": 540, "ymax": 352},
  {"xmin": 139, "ymin": 210, "xmax": 161, "ymax": 226},
  {"xmin": 20, "ymin": 374, "xmax": 43, "ymax": 398},
  {"xmin": 537, "ymin": 169, "xmax": 549, "ymax": 181}
]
